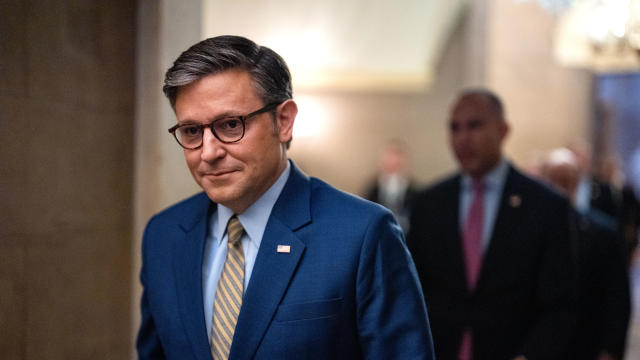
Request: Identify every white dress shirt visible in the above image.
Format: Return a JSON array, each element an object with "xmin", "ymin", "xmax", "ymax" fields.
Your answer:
[{"xmin": 574, "ymin": 175, "xmax": 591, "ymax": 214}]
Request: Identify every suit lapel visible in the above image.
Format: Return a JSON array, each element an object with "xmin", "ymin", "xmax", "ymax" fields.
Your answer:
[
  {"xmin": 476, "ymin": 167, "xmax": 523, "ymax": 290},
  {"xmin": 230, "ymin": 162, "xmax": 310, "ymax": 359},
  {"xmin": 444, "ymin": 177, "xmax": 469, "ymax": 292},
  {"xmin": 173, "ymin": 196, "xmax": 214, "ymax": 360}
]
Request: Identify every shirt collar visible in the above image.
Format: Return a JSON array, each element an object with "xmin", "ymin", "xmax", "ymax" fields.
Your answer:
[
  {"xmin": 213, "ymin": 161, "xmax": 291, "ymax": 248},
  {"xmin": 461, "ymin": 158, "xmax": 509, "ymax": 191}
]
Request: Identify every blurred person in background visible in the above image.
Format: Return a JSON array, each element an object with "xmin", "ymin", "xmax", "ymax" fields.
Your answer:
[
  {"xmin": 542, "ymin": 148, "xmax": 630, "ymax": 360},
  {"xmin": 408, "ymin": 88, "xmax": 575, "ymax": 360},
  {"xmin": 593, "ymin": 154, "xmax": 640, "ymax": 264},
  {"xmin": 363, "ymin": 140, "xmax": 416, "ymax": 233},
  {"xmin": 570, "ymin": 141, "xmax": 618, "ymax": 219}
]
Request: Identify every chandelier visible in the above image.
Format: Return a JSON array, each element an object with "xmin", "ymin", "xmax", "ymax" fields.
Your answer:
[{"xmin": 521, "ymin": 0, "xmax": 640, "ymax": 70}]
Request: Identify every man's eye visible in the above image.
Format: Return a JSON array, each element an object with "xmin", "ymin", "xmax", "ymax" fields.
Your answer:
[
  {"xmin": 218, "ymin": 118, "xmax": 241, "ymax": 129},
  {"xmin": 468, "ymin": 120, "xmax": 483, "ymax": 130},
  {"xmin": 180, "ymin": 125, "xmax": 201, "ymax": 137}
]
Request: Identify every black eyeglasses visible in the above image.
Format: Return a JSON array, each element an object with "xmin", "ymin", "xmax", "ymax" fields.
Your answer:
[{"xmin": 168, "ymin": 102, "xmax": 281, "ymax": 150}]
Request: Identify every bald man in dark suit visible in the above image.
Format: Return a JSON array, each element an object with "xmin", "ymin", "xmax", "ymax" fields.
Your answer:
[{"xmin": 407, "ymin": 89, "xmax": 575, "ymax": 360}]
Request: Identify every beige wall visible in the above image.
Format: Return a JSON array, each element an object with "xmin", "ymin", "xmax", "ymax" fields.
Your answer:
[
  {"xmin": 290, "ymin": 0, "xmax": 593, "ymax": 194},
  {"xmin": 131, "ymin": 1, "xmax": 204, "ymax": 352},
  {"xmin": 487, "ymin": 0, "xmax": 592, "ymax": 169},
  {"xmin": 287, "ymin": 5, "xmax": 484, "ymax": 193},
  {"xmin": 0, "ymin": 1, "xmax": 135, "ymax": 359},
  {"xmin": 287, "ymin": 18, "xmax": 468, "ymax": 192}
]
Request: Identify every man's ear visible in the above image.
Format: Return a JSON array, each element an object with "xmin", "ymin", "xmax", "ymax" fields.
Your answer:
[
  {"xmin": 500, "ymin": 120, "xmax": 510, "ymax": 140},
  {"xmin": 276, "ymin": 99, "xmax": 297, "ymax": 144}
]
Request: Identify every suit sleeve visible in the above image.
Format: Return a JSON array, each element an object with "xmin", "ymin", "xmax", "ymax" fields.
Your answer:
[
  {"xmin": 136, "ymin": 218, "xmax": 167, "ymax": 360},
  {"xmin": 355, "ymin": 211, "xmax": 435, "ymax": 360},
  {"xmin": 406, "ymin": 195, "xmax": 427, "ymax": 291},
  {"xmin": 519, "ymin": 201, "xmax": 577, "ymax": 360}
]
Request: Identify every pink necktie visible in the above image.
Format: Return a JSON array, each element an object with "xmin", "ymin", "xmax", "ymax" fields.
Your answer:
[
  {"xmin": 463, "ymin": 179, "xmax": 485, "ymax": 289},
  {"xmin": 459, "ymin": 179, "xmax": 485, "ymax": 360}
]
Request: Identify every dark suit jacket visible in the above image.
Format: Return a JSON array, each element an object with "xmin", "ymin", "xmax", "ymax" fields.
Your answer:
[
  {"xmin": 137, "ymin": 162, "xmax": 434, "ymax": 360},
  {"xmin": 621, "ymin": 185, "xmax": 640, "ymax": 263},
  {"xmin": 589, "ymin": 178, "xmax": 619, "ymax": 219},
  {"xmin": 407, "ymin": 165, "xmax": 575, "ymax": 360},
  {"xmin": 569, "ymin": 208, "xmax": 630, "ymax": 360}
]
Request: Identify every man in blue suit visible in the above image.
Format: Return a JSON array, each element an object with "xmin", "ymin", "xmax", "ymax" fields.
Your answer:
[{"xmin": 136, "ymin": 35, "xmax": 434, "ymax": 360}]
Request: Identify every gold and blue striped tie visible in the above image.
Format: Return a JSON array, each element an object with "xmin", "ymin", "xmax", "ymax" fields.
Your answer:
[{"xmin": 211, "ymin": 215, "xmax": 245, "ymax": 360}]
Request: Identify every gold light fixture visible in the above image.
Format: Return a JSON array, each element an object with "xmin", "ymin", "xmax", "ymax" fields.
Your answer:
[{"xmin": 523, "ymin": 0, "xmax": 640, "ymax": 70}]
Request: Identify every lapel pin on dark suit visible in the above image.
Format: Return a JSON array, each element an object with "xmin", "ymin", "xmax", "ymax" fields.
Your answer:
[
  {"xmin": 509, "ymin": 194, "xmax": 522, "ymax": 208},
  {"xmin": 277, "ymin": 245, "xmax": 291, "ymax": 253}
]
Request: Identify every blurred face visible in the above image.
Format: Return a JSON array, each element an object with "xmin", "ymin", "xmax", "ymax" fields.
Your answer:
[
  {"xmin": 380, "ymin": 147, "xmax": 408, "ymax": 175},
  {"xmin": 544, "ymin": 163, "xmax": 577, "ymax": 199},
  {"xmin": 449, "ymin": 95, "xmax": 509, "ymax": 179},
  {"xmin": 174, "ymin": 69, "xmax": 296, "ymax": 214}
]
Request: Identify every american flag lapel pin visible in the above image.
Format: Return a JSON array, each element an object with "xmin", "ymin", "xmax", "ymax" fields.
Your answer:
[
  {"xmin": 509, "ymin": 194, "xmax": 521, "ymax": 208},
  {"xmin": 277, "ymin": 245, "xmax": 291, "ymax": 253}
]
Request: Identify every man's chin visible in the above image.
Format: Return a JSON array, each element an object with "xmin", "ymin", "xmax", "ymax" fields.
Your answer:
[
  {"xmin": 203, "ymin": 189, "xmax": 233, "ymax": 205},
  {"xmin": 458, "ymin": 161, "xmax": 477, "ymax": 174}
]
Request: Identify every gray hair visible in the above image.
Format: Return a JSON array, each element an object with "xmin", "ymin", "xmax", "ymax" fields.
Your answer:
[
  {"xmin": 163, "ymin": 35, "xmax": 292, "ymax": 109},
  {"xmin": 163, "ymin": 35, "xmax": 293, "ymax": 148}
]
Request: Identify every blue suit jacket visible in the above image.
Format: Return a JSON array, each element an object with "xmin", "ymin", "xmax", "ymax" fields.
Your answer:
[{"xmin": 137, "ymin": 163, "xmax": 434, "ymax": 359}]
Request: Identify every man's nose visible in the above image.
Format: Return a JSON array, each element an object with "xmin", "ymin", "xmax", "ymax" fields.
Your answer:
[
  {"xmin": 200, "ymin": 127, "xmax": 226, "ymax": 161},
  {"xmin": 452, "ymin": 128, "xmax": 470, "ymax": 142}
]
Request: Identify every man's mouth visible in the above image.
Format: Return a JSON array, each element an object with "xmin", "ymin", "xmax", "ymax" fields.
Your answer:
[{"xmin": 201, "ymin": 169, "xmax": 238, "ymax": 179}]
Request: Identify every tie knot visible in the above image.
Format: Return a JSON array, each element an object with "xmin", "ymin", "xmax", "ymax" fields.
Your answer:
[
  {"xmin": 226, "ymin": 216, "xmax": 244, "ymax": 246},
  {"xmin": 472, "ymin": 178, "xmax": 486, "ymax": 193}
]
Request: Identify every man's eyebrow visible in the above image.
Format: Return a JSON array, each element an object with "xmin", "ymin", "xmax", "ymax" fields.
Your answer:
[
  {"xmin": 176, "ymin": 119, "xmax": 200, "ymax": 125},
  {"xmin": 177, "ymin": 111, "xmax": 243, "ymax": 125},
  {"xmin": 213, "ymin": 110, "xmax": 244, "ymax": 118}
]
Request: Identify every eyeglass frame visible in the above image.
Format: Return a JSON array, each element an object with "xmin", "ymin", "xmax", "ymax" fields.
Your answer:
[{"xmin": 168, "ymin": 101, "xmax": 283, "ymax": 150}]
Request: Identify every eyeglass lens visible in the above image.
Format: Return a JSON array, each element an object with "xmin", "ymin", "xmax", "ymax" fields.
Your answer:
[{"xmin": 175, "ymin": 117, "xmax": 244, "ymax": 148}]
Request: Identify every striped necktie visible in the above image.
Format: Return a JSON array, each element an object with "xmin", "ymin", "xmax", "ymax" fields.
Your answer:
[{"xmin": 211, "ymin": 215, "xmax": 245, "ymax": 360}]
